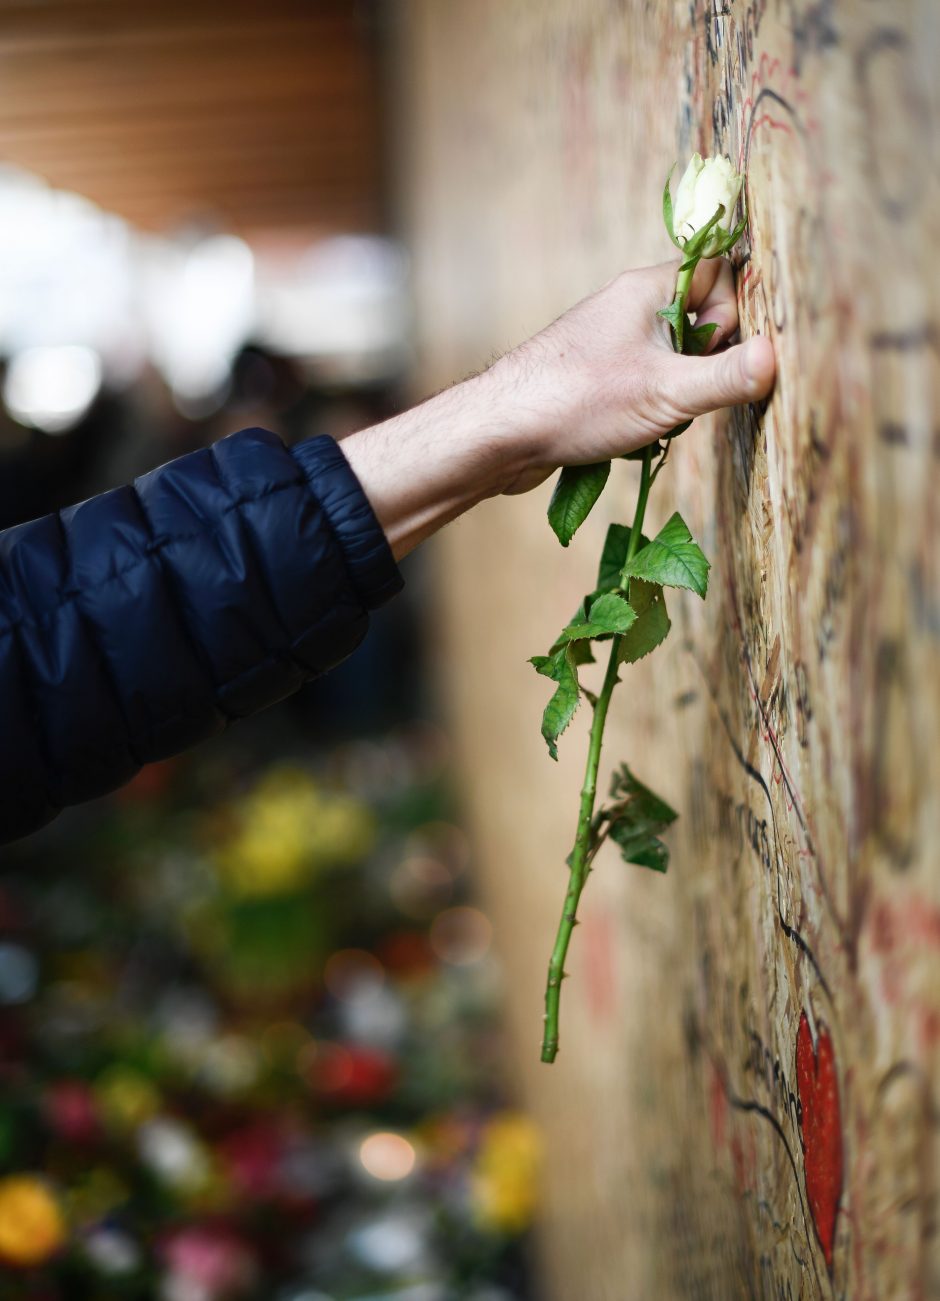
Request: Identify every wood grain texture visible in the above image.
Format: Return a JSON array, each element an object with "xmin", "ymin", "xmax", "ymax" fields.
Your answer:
[
  {"xmin": 0, "ymin": 0, "xmax": 383, "ymax": 236},
  {"xmin": 401, "ymin": 1, "xmax": 940, "ymax": 1295}
]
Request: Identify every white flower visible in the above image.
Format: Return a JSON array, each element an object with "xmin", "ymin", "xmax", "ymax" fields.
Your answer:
[{"xmin": 673, "ymin": 153, "xmax": 743, "ymax": 255}]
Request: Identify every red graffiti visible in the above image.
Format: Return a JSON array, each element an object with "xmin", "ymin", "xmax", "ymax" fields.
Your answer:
[
  {"xmin": 796, "ymin": 1012, "xmax": 843, "ymax": 1271},
  {"xmin": 581, "ymin": 908, "xmax": 615, "ymax": 1024}
]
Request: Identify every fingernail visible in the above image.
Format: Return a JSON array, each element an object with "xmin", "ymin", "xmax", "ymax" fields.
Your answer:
[{"xmin": 742, "ymin": 338, "xmax": 759, "ymax": 390}]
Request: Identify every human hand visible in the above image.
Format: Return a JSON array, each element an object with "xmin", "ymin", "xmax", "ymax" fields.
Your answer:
[
  {"xmin": 342, "ymin": 258, "xmax": 775, "ymax": 559},
  {"xmin": 494, "ymin": 257, "xmax": 776, "ymax": 494}
]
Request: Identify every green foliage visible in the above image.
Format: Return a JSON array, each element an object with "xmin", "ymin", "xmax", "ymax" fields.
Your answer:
[
  {"xmin": 681, "ymin": 204, "xmax": 726, "ymax": 258},
  {"xmin": 549, "ymin": 597, "xmax": 595, "ymax": 662},
  {"xmin": 685, "ymin": 320, "xmax": 718, "ymax": 356},
  {"xmin": 623, "ymin": 442, "xmax": 663, "ymax": 460},
  {"xmin": 618, "ymin": 579, "xmax": 671, "ymax": 664},
  {"xmin": 561, "ymin": 591, "xmax": 636, "ymax": 642},
  {"xmin": 530, "ymin": 646, "xmax": 580, "ymax": 761},
  {"xmin": 600, "ymin": 764, "xmax": 678, "ymax": 873},
  {"xmin": 722, "ymin": 208, "xmax": 748, "ymax": 254},
  {"xmin": 596, "ymin": 523, "xmax": 643, "ymax": 590},
  {"xmin": 657, "ymin": 299, "xmax": 685, "ymax": 338},
  {"xmin": 621, "ymin": 510, "xmax": 710, "ymax": 598},
  {"xmin": 547, "ymin": 461, "xmax": 611, "ymax": 546}
]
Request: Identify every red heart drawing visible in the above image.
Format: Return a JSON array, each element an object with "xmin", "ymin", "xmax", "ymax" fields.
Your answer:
[{"xmin": 795, "ymin": 1011, "xmax": 843, "ymax": 1270}]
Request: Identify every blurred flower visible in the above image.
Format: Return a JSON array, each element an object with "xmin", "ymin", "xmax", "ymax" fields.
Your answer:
[
  {"xmin": 155, "ymin": 987, "xmax": 219, "ymax": 1070},
  {"xmin": 0, "ymin": 1174, "xmax": 66, "ymax": 1267},
  {"xmin": 199, "ymin": 1034, "xmax": 261, "ymax": 1097},
  {"xmin": 96, "ymin": 1064, "xmax": 161, "ymax": 1131},
  {"xmin": 44, "ymin": 1079, "xmax": 100, "ymax": 1143},
  {"xmin": 82, "ymin": 1225, "xmax": 142, "ymax": 1276},
  {"xmin": 66, "ymin": 1166, "xmax": 129, "ymax": 1227},
  {"xmin": 217, "ymin": 1121, "xmax": 286, "ymax": 1201},
  {"xmin": 212, "ymin": 768, "xmax": 374, "ymax": 897},
  {"xmin": 304, "ymin": 1042, "xmax": 398, "ymax": 1107},
  {"xmin": 376, "ymin": 930, "xmax": 436, "ymax": 980},
  {"xmin": 138, "ymin": 1117, "xmax": 212, "ymax": 1194},
  {"xmin": 161, "ymin": 1224, "xmax": 257, "ymax": 1301},
  {"xmin": 417, "ymin": 1112, "xmax": 475, "ymax": 1169},
  {"xmin": 346, "ymin": 1206, "xmax": 433, "ymax": 1274},
  {"xmin": 470, "ymin": 1114, "xmax": 541, "ymax": 1235}
]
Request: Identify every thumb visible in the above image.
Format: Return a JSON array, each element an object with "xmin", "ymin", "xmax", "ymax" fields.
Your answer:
[{"xmin": 664, "ymin": 335, "xmax": 776, "ymax": 419}]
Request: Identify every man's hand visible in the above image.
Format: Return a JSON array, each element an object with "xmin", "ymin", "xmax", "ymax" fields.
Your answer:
[
  {"xmin": 496, "ymin": 258, "xmax": 776, "ymax": 493},
  {"xmin": 342, "ymin": 259, "xmax": 775, "ymax": 558}
]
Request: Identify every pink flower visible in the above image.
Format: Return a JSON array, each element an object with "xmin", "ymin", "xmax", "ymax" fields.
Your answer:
[{"xmin": 161, "ymin": 1225, "xmax": 256, "ymax": 1298}]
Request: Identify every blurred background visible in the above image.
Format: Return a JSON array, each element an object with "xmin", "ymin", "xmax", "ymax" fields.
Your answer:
[{"xmin": 0, "ymin": 3, "xmax": 540, "ymax": 1298}]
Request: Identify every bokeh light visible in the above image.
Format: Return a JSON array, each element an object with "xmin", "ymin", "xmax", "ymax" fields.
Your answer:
[
  {"xmin": 4, "ymin": 344, "xmax": 102, "ymax": 433},
  {"xmin": 357, "ymin": 1131, "xmax": 417, "ymax": 1182},
  {"xmin": 429, "ymin": 906, "xmax": 493, "ymax": 966}
]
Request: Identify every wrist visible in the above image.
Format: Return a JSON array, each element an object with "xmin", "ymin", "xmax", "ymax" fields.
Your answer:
[{"xmin": 340, "ymin": 364, "xmax": 539, "ymax": 560}]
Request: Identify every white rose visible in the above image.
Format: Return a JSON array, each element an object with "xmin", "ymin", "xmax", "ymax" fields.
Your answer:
[{"xmin": 673, "ymin": 153, "xmax": 744, "ymax": 255}]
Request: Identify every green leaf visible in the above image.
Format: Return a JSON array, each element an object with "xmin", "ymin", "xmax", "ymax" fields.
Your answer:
[
  {"xmin": 547, "ymin": 462, "xmax": 611, "ymax": 547},
  {"xmin": 549, "ymin": 597, "xmax": 597, "ymax": 662},
  {"xmin": 682, "ymin": 203, "xmax": 726, "ymax": 258},
  {"xmin": 657, "ymin": 300, "xmax": 683, "ymax": 334},
  {"xmin": 664, "ymin": 419, "xmax": 692, "ymax": 441},
  {"xmin": 623, "ymin": 441, "xmax": 663, "ymax": 461},
  {"xmin": 530, "ymin": 646, "xmax": 580, "ymax": 760},
  {"xmin": 597, "ymin": 523, "xmax": 643, "ymax": 590},
  {"xmin": 621, "ymin": 510, "xmax": 710, "ymax": 599},
  {"xmin": 562, "ymin": 591, "xmax": 637, "ymax": 641},
  {"xmin": 609, "ymin": 827, "xmax": 670, "ymax": 872},
  {"xmin": 662, "ymin": 164, "xmax": 683, "ymax": 249},
  {"xmin": 608, "ymin": 762, "xmax": 678, "ymax": 817},
  {"xmin": 717, "ymin": 207, "xmax": 748, "ymax": 255},
  {"xmin": 685, "ymin": 321, "xmax": 718, "ymax": 356},
  {"xmin": 618, "ymin": 579, "xmax": 671, "ymax": 664},
  {"xmin": 602, "ymin": 763, "xmax": 678, "ymax": 873}
]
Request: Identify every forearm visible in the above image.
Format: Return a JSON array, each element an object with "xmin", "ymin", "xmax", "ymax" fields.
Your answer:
[{"xmin": 341, "ymin": 361, "xmax": 539, "ymax": 560}]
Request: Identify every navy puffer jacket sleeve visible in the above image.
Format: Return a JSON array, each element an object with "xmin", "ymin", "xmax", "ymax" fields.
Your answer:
[{"xmin": 0, "ymin": 427, "xmax": 402, "ymax": 844}]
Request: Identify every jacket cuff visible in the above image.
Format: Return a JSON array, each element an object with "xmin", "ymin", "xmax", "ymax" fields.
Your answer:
[{"xmin": 290, "ymin": 434, "xmax": 404, "ymax": 610}]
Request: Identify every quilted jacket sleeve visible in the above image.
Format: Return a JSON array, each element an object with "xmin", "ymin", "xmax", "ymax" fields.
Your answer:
[{"xmin": 0, "ymin": 427, "xmax": 403, "ymax": 844}]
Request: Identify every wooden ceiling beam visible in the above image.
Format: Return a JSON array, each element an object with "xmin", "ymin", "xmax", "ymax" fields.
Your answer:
[{"xmin": 0, "ymin": 0, "xmax": 384, "ymax": 237}]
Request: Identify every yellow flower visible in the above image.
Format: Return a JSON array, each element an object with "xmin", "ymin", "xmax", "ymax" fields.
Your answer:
[
  {"xmin": 0, "ymin": 1175, "xmax": 67, "ymax": 1267},
  {"xmin": 212, "ymin": 768, "xmax": 374, "ymax": 897},
  {"xmin": 470, "ymin": 1113, "xmax": 541, "ymax": 1235}
]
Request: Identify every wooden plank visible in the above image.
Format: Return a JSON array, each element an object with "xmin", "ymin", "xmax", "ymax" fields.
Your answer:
[{"xmin": 404, "ymin": 0, "xmax": 940, "ymax": 1296}]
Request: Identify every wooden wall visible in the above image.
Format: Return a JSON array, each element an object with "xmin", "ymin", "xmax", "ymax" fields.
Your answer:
[{"xmin": 400, "ymin": 1, "xmax": 939, "ymax": 1296}]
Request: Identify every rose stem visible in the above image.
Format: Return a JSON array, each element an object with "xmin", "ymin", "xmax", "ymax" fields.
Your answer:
[
  {"xmin": 539, "ymin": 260, "xmax": 696, "ymax": 1064},
  {"xmin": 540, "ymin": 445, "xmax": 654, "ymax": 1063}
]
